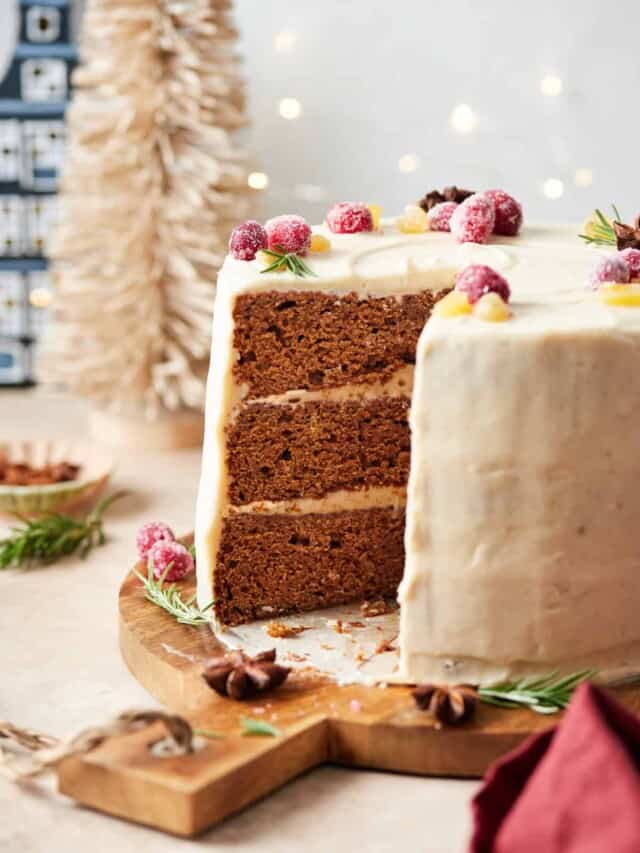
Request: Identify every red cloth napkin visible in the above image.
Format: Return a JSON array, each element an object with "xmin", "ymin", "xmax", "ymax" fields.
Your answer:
[{"xmin": 469, "ymin": 683, "xmax": 640, "ymax": 853}]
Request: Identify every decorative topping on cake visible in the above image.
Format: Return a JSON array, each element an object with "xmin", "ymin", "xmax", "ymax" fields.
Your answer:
[
  {"xmin": 397, "ymin": 204, "xmax": 429, "ymax": 234},
  {"xmin": 265, "ymin": 214, "xmax": 312, "ymax": 255},
  {"xmin": 455, "ymin": 263, "xmax": 511, "ymax": 303},
  {"xmin": 427, "ymin": 201, "xmax": 457, "ymax": 232},
  {"xmin": 619, "ymin": 248, "xmax": 640, "ymax": 279},
  {"xmin": 450, "ymin": 194, "xmax": 496, "ymax": 244},
  {"xmin": 412, "ymin": 683, "xmax": 477, "ymax": 727},
  {"xmin": 202, "ymin": 649, "xmax": 290, "ymax": 700},
  {"xmin": 229, "ymin": 220, "xmax": 268, "ymax": 261},
  {"xmin": 579, "ymin": 206, "xmax": 640, "ymax": 250},
  {"xmin": 367, "ymin": 203, "xmax": 382, "ymax": 230},
  {"xmin": 435, "ymin": 271, "xmax": 512, "ymax": 322},
  {"xmin": 326, "ymin": 202, "xmax": 374, "ymax": 234},
  {"xmin": 598, "ymin": 284, "xmax": 640, "ymax": 306},
  {"xmin": 136, "ymin": 521, "xmax": 175, "ymax": 560},
  {"xmin": 484, "ymin": 189, "xmax": 523, "ymax": 236},
  {"xmin": 309, "ymin": 233, "xmax": 331, "ymax": 253},
  {"xmin": 148, "ymin": 539, "xmax": 195, "ymax": 582},
  {"xmin": 258, "ymin": 247, "xmax": 317, "ymax": 277},
  {"xmin": 417, "ymin": 185, "xmax": 475, "ymax": 212},
  {"xmin": 613, "ymin": 217, "xmax": 640, "ymax": 251},
  {"xmin": 473, "ymin": 292, "xmax": 511, "ymax": 322},
  {"xmin": 433, "ymin": 289, "xmax": 472, "ymax": 318},
  {"xmin": 590, "ymin": 254, "xmax": 631, "ymax": 289}
]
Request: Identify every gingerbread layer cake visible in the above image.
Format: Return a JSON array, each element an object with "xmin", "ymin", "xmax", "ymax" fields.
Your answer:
[{"xmin": 196, "ymin": 204, "xmax": 640, "ymax": 685}]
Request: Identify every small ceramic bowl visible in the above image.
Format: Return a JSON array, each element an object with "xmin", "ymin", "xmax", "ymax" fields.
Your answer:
[{"xmin": 0, "ymin": 439, "xmax": 114, "ymax": 516}]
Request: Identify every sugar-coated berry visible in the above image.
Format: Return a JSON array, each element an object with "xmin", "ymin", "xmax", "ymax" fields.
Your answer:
[
  {"xmin": 450, "ymin": 194, "xmax": 496, "ymax": 244},
  {"xmin": 136, "ymin": 521, "xmax": 175, "ymax": 560},
  {"xmin": 619, "ymin": 248, "xmax": 640, "ymax": 280},
  {"xmin": 473, "ymin": 292, "xmax": 511, "ymax": 323},
  {"xmin": 229, "ymin": 220, "xmax": 268, "ymax": 261},
  {"xmin": 590, "ymin": 254, "xmax": 631, "ymax": 289},
  {"xmin": 427, "ymin": 201, "xmax": 458, "ymax": 232},
  {"xmin": 265, "ymin": 214, "xmax": 312, "ymax": 255},
  {"xmin": 326, "ymin": 202, "xmax": 374, "ymax": 234},
  {"xmin": 309, "ymin": 233, "xmax": 331, "ymax": 253},
  {"xmin": 148, "ymin": 540, "xmax": 195, "ymax": 582},
  {"xmin": 484, "ymin": 189, "xmax": 523, "ymax": 237},
  {"xmin": 455, "ymin": 264, "xmax": 511, "ymax": 304}
]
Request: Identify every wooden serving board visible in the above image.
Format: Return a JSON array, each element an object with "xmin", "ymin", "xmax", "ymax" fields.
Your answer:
[{"xmin": 56, "ymin": 567, "xmax": 640, "ymax": 838}]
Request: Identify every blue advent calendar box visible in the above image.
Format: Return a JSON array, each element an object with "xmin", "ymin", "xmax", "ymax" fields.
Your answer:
[{"xmin": 0, "ymin": 0, "xmax": 76, "ymax": 386}]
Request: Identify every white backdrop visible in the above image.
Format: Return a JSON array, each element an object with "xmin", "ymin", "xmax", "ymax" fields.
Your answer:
[
  {"xmin": 236, "ymin": 0, "xmax": 639, "ymax": 225},
  {"xmin": 1, "ymin": 0, "xmax": 638, "ymax": 225}
]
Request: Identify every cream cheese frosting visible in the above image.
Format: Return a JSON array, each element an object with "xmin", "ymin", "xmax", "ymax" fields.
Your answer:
[{"xmin": 196, "ymin": 218, "xmax": 640, "ymax": 684}]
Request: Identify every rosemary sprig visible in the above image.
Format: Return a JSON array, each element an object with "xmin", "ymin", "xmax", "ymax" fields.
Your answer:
[
  {"xmin": 478, "ymin": 670, "xmax": 597, "ymax": 715},
  {"xmin": 0, "ymin": 491, "xmax": 127, "ymax": 569},
  {"xmin": 194, "ymin": 728, "xmax": 225, "ymax": 740},
  {"xmin": 240, "ymin": 716, "xmax": 281, "ymax": 737},
  {"xmin": 579, "ymin": 206, "xmax": 620, "ymax": 247},
  {"xmin": 259, "ymin": 246, "xmax": 316, "ymax": 278},
  {"xmin": 133, "ymin": 560, "xmax": 213, "ymax": 626}
]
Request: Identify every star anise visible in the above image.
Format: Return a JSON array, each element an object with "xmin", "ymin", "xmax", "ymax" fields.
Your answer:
[
  {"xmin": 202, "ymin": 649, "xmax": 290, "ymax": 700},
  {"xmin": 418, "ymin": 185, "xmax": 475, "ymax": 213},
  {"xmin": 613, "ymin": 215, "xmax": 640, "ymax": 250},
  {"xmin": 412, "ymin": 683, "xmax": 478, "ymax": 726}
]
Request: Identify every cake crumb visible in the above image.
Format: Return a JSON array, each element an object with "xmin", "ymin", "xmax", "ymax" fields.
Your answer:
[
  {"xmin": 284, "ymin": 652, "xmax": 308, "ymax": 663},
  {"xmin": 320, "ymin": 643, "xmax": 335, "ymax": 651},
  {"xmin": 348, "ymin": 620, "xmax": 366, "ymax": 629},
  {"xmin": 360, "ymin": 599, "xmax": 398, "ymax": 618},
  {"xmin": 265, "ymin": 621, "xmax": 308, "ymax": 639},
  {"xmin": 374, "ymin": 638, "xmax": 397, "ymax": 655}
]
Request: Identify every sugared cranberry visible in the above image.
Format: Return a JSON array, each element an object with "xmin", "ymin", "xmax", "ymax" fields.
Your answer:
[
  {"xmin": 136, "ymin": 522, "xmax": 175, "ymax": 560},
  {"xmin": 427, "ymin": 201, "xmax": 458, "ymax": 232},
  {"xmin": 450, "ymin": 194, "xmax": 496, "ymax": 244},
  {"xmin": 148, "ymin": 540, "xmax": 195, "ymax": 582},
  {"xmin": 265, "ymin": 214, "xmax": 312, "ymax": 255},
  {"xmin": 484, "ymin": 189, "xmax": 523, "ymax": 237},
  {"xmin": 229, "ymin": 220, "xmax": 268, "ymax": 261},
  {"xmin": 455, "ymin": 264, "xmax": 511, "ymax": 304},
  {"xmin": 326, "ymin": 202, "xmax": 374, "ymax": 234},
  {"xmin": 590, "ymin": 254, "xmax": 631, "ymax": 289},
  {"xmin": 619, "ymin": 248, "xmax": 640, "ymax": 280}
]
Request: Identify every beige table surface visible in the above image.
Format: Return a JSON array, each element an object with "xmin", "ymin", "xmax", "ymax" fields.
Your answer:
[{"xmin": 0, "ymin": 390, "xmax": 478, "ymax": 853}]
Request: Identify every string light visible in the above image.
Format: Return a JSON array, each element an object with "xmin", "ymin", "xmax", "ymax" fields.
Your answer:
[
  {"xmin": 247, "ymin": 171, "xmax": 269, "ymax": 190},
  {"xmin": 574, "ymin": 168, "xmax": 593, "ymax": 188},
  {"xmin": 450, "ymin": 104, "xmax": 476, "ymax": 134},
  {"xmin": 29, "ymin": 287, "xmax": 52, "ymax": 309},
  {"xmin": 278, "ymin": 97, "xmax": 302, "ymax": 120},
  {"xmin": 398, "ymin": 154, "xmax": 420, "ymax": 174},
  {"xmin": 540, "ymin": 74, "xmax": 563, "ymax": 97},
  {"xmin": 274, "ymin": 31, "xmax": 297, "ymax": 52},
  {"xmin": 542, "ymin": 178, "xmax": 564, "ymax": 200}
]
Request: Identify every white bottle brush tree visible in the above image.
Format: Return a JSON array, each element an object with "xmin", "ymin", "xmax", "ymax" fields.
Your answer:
[{"xmin": 46, "ymin": 0, "xmax": 249, "ymax": 420}]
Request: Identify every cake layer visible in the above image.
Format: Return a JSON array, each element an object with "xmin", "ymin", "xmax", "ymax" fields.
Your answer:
[
  {"xmin": 214, "ymin": 507, "xmax": 405, "ymax": 625},
  {"xmin": 226, "ymin": 397, "xmax": 410, "ymax": 505},
  {"xmin": 233, "ymin": 290, "xmax": 446, "ymax": 398}
]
